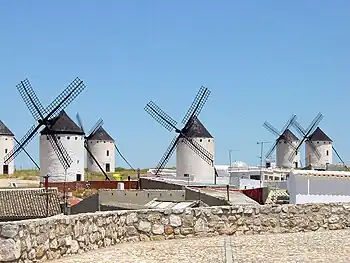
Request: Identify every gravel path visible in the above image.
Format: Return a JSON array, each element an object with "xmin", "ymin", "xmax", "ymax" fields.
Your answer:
[{"xmin": 51, "ymin": 229, "xmax": 350, "ymax": 263}]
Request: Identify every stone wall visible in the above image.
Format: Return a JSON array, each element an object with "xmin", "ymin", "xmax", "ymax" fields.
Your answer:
[{"xmin": 2, "ymin": 202, "xmax": 350, "ymax": 262}]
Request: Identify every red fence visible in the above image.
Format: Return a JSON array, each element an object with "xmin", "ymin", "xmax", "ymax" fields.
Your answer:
[{"xmin": 46, "ymin": 180, "xmax": 139, "ymax": 192}]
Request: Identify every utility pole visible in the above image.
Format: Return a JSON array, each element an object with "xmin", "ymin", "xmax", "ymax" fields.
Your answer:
[
  {"xmin": 228, "ymin": 149, "xmax": 239, "ymax": 167},
  {"xmin": 256, "ymin": 141, "xmax": 271, "ymax": 187}
]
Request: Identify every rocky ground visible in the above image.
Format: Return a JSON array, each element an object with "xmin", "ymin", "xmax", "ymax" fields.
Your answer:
[{"xmin": 50, "ymin": 229, "xmax": 350, "ymax": 263}]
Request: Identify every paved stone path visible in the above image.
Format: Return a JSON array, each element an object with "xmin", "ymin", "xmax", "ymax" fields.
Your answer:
[{"xmin": 51, "ymin": 230, "xmax": 350, "ymax": 262}]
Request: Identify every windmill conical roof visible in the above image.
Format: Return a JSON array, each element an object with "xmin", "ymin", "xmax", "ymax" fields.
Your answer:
[
  {"xmin": 88, "ymin": 126, "xmax": 114, "ymax": 141},
  {"xmin": 308, "ymin": 127, "xmax": 332, "ymax": 142},
  {"xmin": 0, "ymin": 120, "xmax": 14, "ymax": 136},
  {"xmin": 183, "ymin": 117, "xmax": 213, "ymax": 138},
  {"xmin": 277, "ymin": 129, "xmax": 298, "ymax": 142},
  {"xmin": 40, "ymin": 111, "xmax": 84, "ymax": 135}
]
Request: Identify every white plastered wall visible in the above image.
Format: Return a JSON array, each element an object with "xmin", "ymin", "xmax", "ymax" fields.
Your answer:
[
  {"xmin": 305, "ymin": 140, "xmax": 333, "ymax": 167},
  {"xmin": 176, "ymin": 137, "xmax": 215, "ymax": 184},
  {"xmin": 86, "ymin": 140, "xmax": 115, "ymax": 173},
  {"xmin": 40, "ymin": 134, "xmax": 85, "ymax": 182},
  {"xmin": 276, "ymin": 140, "xmax": 301, "ymax": 168},
  {"xmin": 0, "ymin": 135, "xmax": 14, "ymax": 175}
]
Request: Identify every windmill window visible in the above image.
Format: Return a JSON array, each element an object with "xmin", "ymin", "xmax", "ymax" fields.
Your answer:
[
  {"xmin": 75, "ymin": 137, "xmax": 78, "ymax": 140},
  {"xmin": 208, "ymin": 139, "xmax": 210, "ymax": 142},
  {"xmin": 67, "ymin": 137, "xmax": 70, "ymax": 140},
  {"xmin": 46, "ymin": 136, "xmax": 49, "ymax": 140},
  {"xmin": 106, "ymin": 150, "xmax": 109, "ymax": 156},
  {"xmin": 4, "ymin": 149, "xmax": 7, "ymax": 154},
  {"xmin": 77, "ymin": 160, "xmax": 79, "ymax": 164},
  {"xmin": 200, "ymin": 139, "xmax": 202, "ymax": 142},
  {"xmin": 317, "ymin": 141, "xmax": 319, "ymax": 144},
  {"xmin": 104, "ymin": 141, "xmax": 106, "ymax": 143},
  {"xmin": 326, "ymin": 150, "xmax": 329, "ymax": 156},
  {"xmin": 57, "ymin": 136, "xmax": 60, "ymax": 140},
  {"xmin": 5, "ymin": 138, "xmax": 7, "ymax": 140}
]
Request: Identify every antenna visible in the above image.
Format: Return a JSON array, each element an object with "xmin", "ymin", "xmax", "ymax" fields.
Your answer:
[
  {"xmin": 144, "ymin": 86, "xmax": 217, "ymax": 180},
  {"xmin": 4, "ymin": 77, "xmax": 86, "ymax": 172}
]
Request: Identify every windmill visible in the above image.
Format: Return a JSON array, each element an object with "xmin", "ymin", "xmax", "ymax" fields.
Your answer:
[
  {"xmin": 289, "ymin": 112, "xmax": 324, "ymax": 167},
  {"xmin": 4, "ymin": 77, "xmax": 86, "ymax": 179},
  {"xmin": 263, "ymin": 114, "xmax": 300, "ymax": 168},
  {"xmin": 76, "ymin": 113, "xmax": 110, "ymax": 180},
  {"xmin": 0, "ymin": 120, "xmax": 39, "ymax": 174},
  {"xmin": 145, "ymin": 86, "xmax": 218, "ymax": 184},
  {"xmin": 291, "ymin": 113, "xmax": 346, "ymax": 168}
]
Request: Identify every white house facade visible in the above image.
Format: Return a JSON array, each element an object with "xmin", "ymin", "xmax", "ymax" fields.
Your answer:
[
  {"xmin": 87, "ymin": 126, "xmax": 115, "ymax": 173},
  {"xmin": 287, "ymin": 170, "xmax": 350, "ymax": 204},
  {"xmin": 176, "ymin": 117, "xmax": 215, "ymax": 184},
  {"xmin": 305, "ymin": 127, "xmax": 333, "ymax": 169},
  {"xmin": 40, "ymin": 111, "xmax": 85, "ymax": 182},
  {"xmin": 0, "ymin": 121, "xmax": 15, "ymax": 175}
]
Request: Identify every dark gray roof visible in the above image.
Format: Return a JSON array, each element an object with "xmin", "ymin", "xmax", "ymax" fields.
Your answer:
[
  {"xmin": 41, "ymin": 111, "xmax": 84, "ymax": 135},
  {"xmin": 277, "ymin": 129, "xmax": 298, "ymax": 142},
  {"xmin": 0, "ymin": 188, "xmax": 62, "ymax": 220},
  {"xmin": 183, "ymin": 117, "xmax": 213, "ymax": 138},
  {"xmin": 88, "ymin": 126, "xmax": 114, "ymax": 141},
  {"xmin": 308, "ymin": 127, "xmax": 332, "ymax": 142},
  {"xmin": 0, "ymin": 120, "xmax": 14, "ymax": 136}
]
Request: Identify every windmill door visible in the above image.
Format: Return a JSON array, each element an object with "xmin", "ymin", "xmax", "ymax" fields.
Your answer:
[
  {"xmin": 3, "ymin": 165, "xmax": 8, "ymax": 175},
  {"xmin": 105, "ymin": 163, "xmax": 110, "ymax": 172}
]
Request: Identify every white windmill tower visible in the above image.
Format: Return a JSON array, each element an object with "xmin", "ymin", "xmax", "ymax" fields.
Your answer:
[
  {"xmin": 291, "ymin": 113, "xmax": 346, "ymax": 169},
  {"xmin": 0, "ymin": 120, "xmax": 14, "ymax": 175},
  {"xmin": 176, "ymin": 117, "xmax": 214, "ymax": 182},
  {"xmin": 40, "ymin": 111, "xmax": 85, "ymax": 182},
  {"xmin": 86, "ymin": 126, "xmax": 115, "ymax": 173},
  {"xmin": 145, "ymin": 86, "xmax": 218, "ymax": 184},
  {"xmin": 76, "ymin": 113, "xmax": 135, "ymax": 179},
  {"xmin": 305, "ymin": 127, "xmax": 333, "ymax": 167},
  {"xmin": 263, "ymin": 115, "xmax": 301, "ymax": 168}
]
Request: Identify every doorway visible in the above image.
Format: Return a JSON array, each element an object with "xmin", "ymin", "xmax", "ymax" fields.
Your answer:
[
  {"xmin": 105, "ymin": 163, "xmax": 110, "ymax": 172},
  {"xmin": 76, "ymin": 174, "xmax": 82, "ymax": 181},
  {"xmin": 3, "ymin": 165, "xmax": 8, "ymax": 175}
]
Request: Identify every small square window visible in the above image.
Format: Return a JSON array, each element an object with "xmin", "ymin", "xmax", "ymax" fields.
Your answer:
[
  {"xmin": 199, "ymin": 139, "xmax": 202, "ymax": 142},
  {"xmin": 208, "ymin": 139, "xmax": 210, "ymax": 142},
  {"xmin": 104, "ymin": 141, "xmax": 106, "ymax": 143},
  {"xmin": 4, "ymin": 149, "xmax": 7, "ymax": 154},
  {"xmin": 5, "ymin": 138, "xmax": 7, "ymax": 140},
  {"xmin": 57, "ymin": 136, "xmax": 61, "ymax": 140},
  {"xmin": 75, "ymin": 137, "xmax": 78, "ymax": 140},
  {"xmin": 67, "ymin": 137, "xmax": 70, "ymax": 140}
]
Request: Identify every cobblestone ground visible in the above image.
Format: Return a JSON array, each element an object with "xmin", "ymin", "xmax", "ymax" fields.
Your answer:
[{"xmin": 51, "ymin": 230, "xmax": 350, "ymax": 263}]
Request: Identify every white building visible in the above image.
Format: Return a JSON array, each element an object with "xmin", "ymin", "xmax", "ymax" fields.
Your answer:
[
  {"xmin": 305, "ymin": 127, "xmax": 333, "ymax": 169},
  {"xmin": 40, "ymin": 111, "xmax": 85, "ymax": 182},
  {"xmin": 0, "ymin": 121, "xmax": 15, "ymax": 175},
  {"xmin": 176, "ymin": 117, "xmax": 215, "ymax": 184},
  {"xmin": 276, "ymin": 129, "xmax": 301, "ymax": 168},
  {"xmin": 228, "ymin": 165, "xmax": 290, "ymax": 189},
  {"xmin": 87, "ymin": 126, "xmax": 115, "ymax": 173},
  {"xmin": 287, "ymin": 170, "xmax": 350, "ymax": 204}
]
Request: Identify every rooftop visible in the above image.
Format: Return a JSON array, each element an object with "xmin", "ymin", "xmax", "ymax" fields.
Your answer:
[
  {"xmin": 0, "ymin": 188, "xmax": 62, "ymax": 221},
  {"xmin": 308, "ymin": 127, "xmax": 332, "ymax": 142},
  {"xmin": 41, "ymin": 110, "xmax": 84, "ymax": 135},
  {"xmin": 88, "ymin": 126, "xmax": 114, "ymax": 141},
  {"xmin": 182, "ymin": 117, "xmax": 213, "ymax": 138},
  {"xmin": 0, "ymin": 120, "xmax": 14, "ymax": 136}
]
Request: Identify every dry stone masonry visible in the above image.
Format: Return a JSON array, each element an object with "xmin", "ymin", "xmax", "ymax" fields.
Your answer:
[{"xmin": 1, "ymin": 203, "xmax": 350, "ymax": 262}]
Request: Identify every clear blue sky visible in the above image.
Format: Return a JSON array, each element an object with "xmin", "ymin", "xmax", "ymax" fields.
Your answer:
[{"xmin": 1, "ymin": 1, "xmax": 350, "ymax": 169}]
